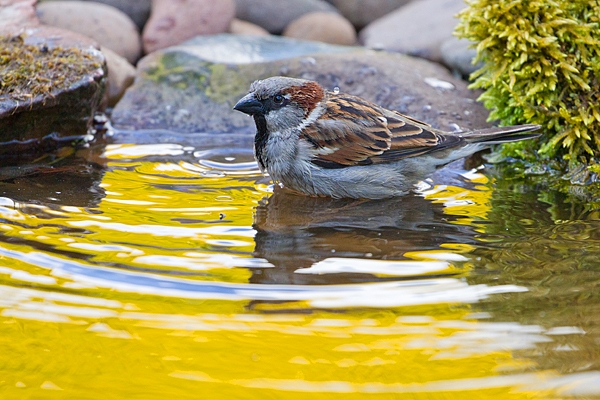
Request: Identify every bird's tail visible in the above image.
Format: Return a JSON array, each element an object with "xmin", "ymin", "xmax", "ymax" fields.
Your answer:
[{"xmin": 463, "ymin": 124, "xmax": 542, "ymax": 145}]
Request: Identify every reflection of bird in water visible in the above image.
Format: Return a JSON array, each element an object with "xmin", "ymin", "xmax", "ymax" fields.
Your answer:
[{"xmin": 250, "ymin": 189, "xmax": 479, "ymax": 286}]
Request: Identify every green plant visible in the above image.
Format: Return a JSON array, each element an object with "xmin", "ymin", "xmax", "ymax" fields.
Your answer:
[{"xmin": 456, "ymin": 0, "xmax": 600, "ymax": 170}]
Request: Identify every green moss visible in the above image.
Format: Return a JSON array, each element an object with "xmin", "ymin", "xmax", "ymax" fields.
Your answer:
[
  {"xmin": 143, "ymin": 53, "xmax": 248, "ymax": 103},
  {"xmin": 0, "ymin": 35, "xmax": 103, "ymax": 103},
  {"xmin": 456, "ymin": 0, "xmax": 600, "ymax": 172},
  {"xmin": 205, "ymin": 63, "xmax": 247, "ymax": 103},
  {"xmin": 144, "ymin": 53, "xmax": 210, "ymax": 90}
]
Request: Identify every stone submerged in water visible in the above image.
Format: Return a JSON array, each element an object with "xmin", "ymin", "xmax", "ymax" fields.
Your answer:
[{"xmin": 111, "ymin": 34, "xmax": 490, "ymax": 135}]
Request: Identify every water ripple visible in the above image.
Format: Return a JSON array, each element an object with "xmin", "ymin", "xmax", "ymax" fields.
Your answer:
[{"xmin": 0, "ymin": 247, "xmax": 526, "ymax": 308}]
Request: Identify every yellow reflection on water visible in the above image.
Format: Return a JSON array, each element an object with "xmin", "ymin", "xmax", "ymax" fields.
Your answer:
[{"xmin": 0, "ymin": 148, "xmax": 594, "ymax": 398}]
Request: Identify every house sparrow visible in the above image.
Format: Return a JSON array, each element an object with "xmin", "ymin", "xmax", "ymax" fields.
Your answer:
[{"xmin": 233, "ymin": 76, "xmax": 541, "ymax": 199}]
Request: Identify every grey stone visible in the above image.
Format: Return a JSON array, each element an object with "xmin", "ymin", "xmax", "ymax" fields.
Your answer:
[
  {"xmin": 359, "ymin": 0, "xmax": 465, "ymax": 62},
  {"xmin": 325, "ymin": 0, "xmax": 413, "ymax": 30},
  {"xmin": 440, "ymin": 36, "xmax": 482, "ymax": 77},
  {"xmin": 234, "ymin": 0, "xmax": 338, "ymax": 34},
  {"xmin": 111, "ymin": 34, "xmax": 490, "ymax": 135}
]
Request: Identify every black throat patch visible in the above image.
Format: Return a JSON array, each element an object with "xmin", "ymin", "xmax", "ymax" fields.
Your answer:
[{"xmin": 253, "ymin": 114, "xmax": 269, "ymax": 171}]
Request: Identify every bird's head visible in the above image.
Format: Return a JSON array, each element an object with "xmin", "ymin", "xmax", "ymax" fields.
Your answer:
[{"xmin": 233, "ymin": 76, "xmax": 325, "ymax": 133}]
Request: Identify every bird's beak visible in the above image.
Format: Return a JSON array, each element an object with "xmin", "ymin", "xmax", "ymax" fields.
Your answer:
[{"xmin": 233, "ymin": 93, "xmax": 263, "ymax": 115}]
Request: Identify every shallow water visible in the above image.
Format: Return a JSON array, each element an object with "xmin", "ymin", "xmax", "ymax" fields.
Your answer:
[{"xmin": 1, "ymin": 130, "xmax": 600, "ymax": 399}]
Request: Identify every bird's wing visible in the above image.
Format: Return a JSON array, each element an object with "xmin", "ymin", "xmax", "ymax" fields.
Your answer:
[{"xmin": 301, "ymin": 94, "xmax": 463, "ymax": 168}]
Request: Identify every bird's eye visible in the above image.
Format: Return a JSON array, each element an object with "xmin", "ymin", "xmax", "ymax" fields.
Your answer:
[{"xmin": 273, "ymin": 94, "xmax": 284, "ymax": 104}]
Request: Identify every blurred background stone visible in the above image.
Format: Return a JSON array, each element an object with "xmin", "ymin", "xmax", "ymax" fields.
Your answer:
[
  {"xmin": 101, "ymin": 47, "xmax": 135, "ymax": 107},
  {"xmin": 228, "ymin": 18, "xmax": 270, "ymax": 36},
  {"xmin": 324, "ymin": 0, "xmax": 413, "ymax": 30},
  {"xmin": 359, "ymin": 0, "xmax": 465, "ymax": 62},
  {"xmin": 143, "ymin": 0, "xmax": 235, "ymax": 54},
  {"xmin": 440, "ymin": 36, "xmax": 481, "ymax": 77},
  {"xmin": 38, "ymin": 0, "xmax": 151, "ymax": 30},
  {"xmin": 0, "ymin": 0, "xmax": 39, "ymax": 34},
  {"xmin": 234, "ymin": 0, "xmax": 338, "ymax": 34},
  {"xmin": 283, "ymin": 11, "xmax": 356, "ymax": 45},
  {"xmin": 37, "ymin": 0, "xmax": 141, "ymax": 63}
]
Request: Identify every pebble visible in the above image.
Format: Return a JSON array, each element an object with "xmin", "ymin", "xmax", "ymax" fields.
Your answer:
[
  {"xmin": 36, "ymin": 1, "xmax": 142, "ymax": 63},
  {"xmin": 69, "ymin": 0, "xmax": 152, "ymax": 30},
  {"xmin": 283, "ymin": 12, "xmax": 356, "ymax": 46},
  {"xmin": 234, "ymin": 0, "xmax": 338, "ymax": 34},
  {"xmin": 359, "ymin": 0, "xmax": 466, "ymax": 62},
  {"xmin": 143, "ymin": 0, "xmax": 235, "ymax": 54},
  {"xmin": 228, "ymin": 18, "xmax": 270, "ymax": 36},
  {"xmin": 102, "ymin": 47, "xmax": 136, "ymax": 107}
]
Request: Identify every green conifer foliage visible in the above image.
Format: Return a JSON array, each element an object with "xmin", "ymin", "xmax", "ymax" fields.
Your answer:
[{"xmin": 456, "ymin": 0, "xmax": 600, "ymax": 169}]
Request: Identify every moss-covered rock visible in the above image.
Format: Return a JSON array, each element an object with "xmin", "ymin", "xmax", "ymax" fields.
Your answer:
[
  {"xmin": 0, "ymin": 32, "xmax": 106, "ymax": 147},
  {"xmin": 456, "ymin": 0, "xmax": 600, "ymax": 176}
]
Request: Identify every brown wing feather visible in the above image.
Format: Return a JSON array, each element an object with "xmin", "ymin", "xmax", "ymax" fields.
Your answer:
[
  {"xmin": 369, "ymin": 109, "xmax": 464, "ymax": 163},
  {"xmin": 300, "ymin": 93, "xmax": 462, "ymax": 168}
]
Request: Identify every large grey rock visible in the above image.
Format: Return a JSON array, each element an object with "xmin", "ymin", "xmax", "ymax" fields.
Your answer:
[
  {"xmin": 111, "ymin": 34, "xmax": 490, "ymax": 135},
  {"xmin": 359, "ymin": 0, "xmax": 466, "ymax": 62},
  {"xmin": 234, "ymin": 0, "xmax": 338, "ymax": 34},
  {"xmin": 0, "ymin": 1, "xmax": 107, "ymax": 149},
  {"xmin": 37, "ymin": 1, "xmax": 142, "ymax": 63},
  {"xmin": 325, "ymin": 0, "xmax": 413, "ymax": 30}
]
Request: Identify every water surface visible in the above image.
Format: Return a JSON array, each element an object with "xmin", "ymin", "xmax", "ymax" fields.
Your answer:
[{"xmin": 0, "ymin": 129, "xmax": 599, "ymax": 399}]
